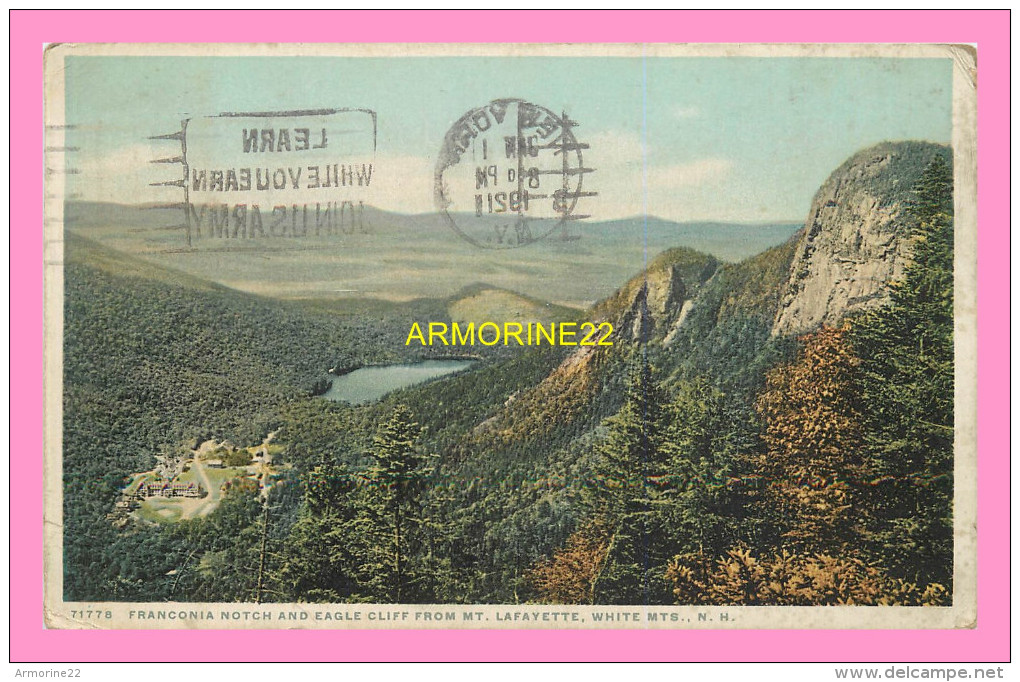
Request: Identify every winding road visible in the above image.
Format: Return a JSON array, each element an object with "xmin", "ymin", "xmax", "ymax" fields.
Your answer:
[
  {"xmin": 179, "ymin": 441, "xmax": 222, "ymax": 519},
  {"xmin": 189, "ymin": 456, "xmax": 218, "ymax": 517}
]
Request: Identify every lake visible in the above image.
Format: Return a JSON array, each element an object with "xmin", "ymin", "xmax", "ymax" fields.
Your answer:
[{"xmin": 320, "ymin": 360, "xmax": 476, "ymax": 405}]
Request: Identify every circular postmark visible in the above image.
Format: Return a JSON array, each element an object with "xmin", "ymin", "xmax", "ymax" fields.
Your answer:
[{"xmin": 434, "ymin": 99, "xmax": 593, "ymax": 249}]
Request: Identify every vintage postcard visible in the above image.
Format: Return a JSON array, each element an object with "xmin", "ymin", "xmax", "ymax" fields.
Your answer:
[{"xmin": 43, "ymin": 43, "xmax": 977, "ymax": 630}]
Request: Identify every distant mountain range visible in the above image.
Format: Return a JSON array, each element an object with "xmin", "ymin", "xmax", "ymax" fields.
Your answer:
[{"xmin": 62, "ymin": 201, "xmax": 800, "ymax": 307}]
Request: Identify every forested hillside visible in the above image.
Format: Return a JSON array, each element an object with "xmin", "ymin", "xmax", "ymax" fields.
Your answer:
[{"xmin": 63, "ymin": 235, "xmax": 469, "ymax": 599}]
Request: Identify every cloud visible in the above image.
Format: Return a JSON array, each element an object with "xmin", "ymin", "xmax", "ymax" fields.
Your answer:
[
  {"xmin": 674, "ymin": 105, "xmax": 702, "ymax": 119},
  {"xmin": 585, "ymin": 129, "xmax": 645, "ymax": 167},
  {"xmin": 586, "ymin": 157, "xmax": 735, "ymax": 221},
  {"xmin": 69, "ymin": 135, "xmax": 734, "ymax": 222},
  {"xmin": 73, "ymin": 143, "xmax": 440, "ymax": 213},
  {"xmin": 650, "ymin": 158, "xmax": 734, "ymax": 188},
  {"xmin": 549, "ymin": 130, "xmax": 736, "ymax": 220},
  {"xmin": 73, "ymin": 142, "xmax": 185, "ymax": 204},
  {"xmin": 578, "ymin": 130, "xmax": 643, "ymax": 219},
  {"xmin": 581, "ymin": 130, "xmax": 733, "ymax": 189},
  {"xmin": 360, "ymin": 153, "xmax": 437, "ymax": 214}
]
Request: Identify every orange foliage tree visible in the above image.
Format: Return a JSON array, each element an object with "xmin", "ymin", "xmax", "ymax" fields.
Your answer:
[
  {"xmin": 528, "ymin": 518, "xmax": 611, "ymax": 605},
  {"xmin": 666, "ymin": 546, "xmax": 947, "ymax": 606},
  {"xmin": 753, "ymin": 325, "xmax": 868, "ymax": 552}
]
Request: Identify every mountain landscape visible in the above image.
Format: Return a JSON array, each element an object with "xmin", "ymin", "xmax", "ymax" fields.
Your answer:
[
  {"xmin": 63, "ymin": 201, "xmax": 800, "ymax": 307},
  {"xmin": 62, "ymin": 140, "xmax": 955, "ymax": 606}
]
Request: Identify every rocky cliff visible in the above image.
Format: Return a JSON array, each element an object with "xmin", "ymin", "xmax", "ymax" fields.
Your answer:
[
  {"xmin": 772, "ymin": 141, "xmax": 951, "ymax": 337},
  {"xmin": 595, "ymin": 248, "xmax": 719, "ymax": 343},
  {"xmin": 467, "ymin": 142, "xmax": 956, "ymax": 440}
]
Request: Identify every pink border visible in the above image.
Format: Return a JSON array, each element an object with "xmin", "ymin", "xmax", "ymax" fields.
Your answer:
[{"xmin": 11, "ymin": 10, "xmax": 1009, "ymax": 663}]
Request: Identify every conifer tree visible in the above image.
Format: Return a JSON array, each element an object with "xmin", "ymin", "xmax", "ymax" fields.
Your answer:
[
  {"xmin": 364, "ymin": 405, "xmax": 434, "ymax": 602},
  {"xmin": 588, "ymin": 355, "xmax": 672, "ymax": 604},
  {"xmin": 659, "ymin": 378, "xmax": 744, "ymax": 562},
  {"xmin": 276, "ymin": 463, "xmax": 370, "ymax": 602},
  {"xmin": 851, "ymin": 154, "xmax": 954, "ymax": 588}
]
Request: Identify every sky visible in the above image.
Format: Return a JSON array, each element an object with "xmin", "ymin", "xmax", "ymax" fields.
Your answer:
[{"xmin": 61, "ymin": 54, "xmax": 953, "ymax": 223}]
